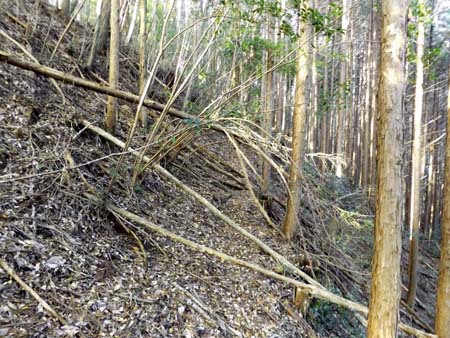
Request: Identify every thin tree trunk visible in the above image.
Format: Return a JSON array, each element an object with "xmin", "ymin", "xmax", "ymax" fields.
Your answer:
[
  {"xmin": 406, "ymin": 0, "xmax": 425, "ymax": 308},
  {"xmin": 427, "ymin": 85, "xmax": 439, "ymax": 236},
  {"xmin": 85, "ymin": 0, "xmax": 111, "ymax": 70},
  {"xmin": 368, "ymin": 0, "xmax": 381, "ymax": 196},
  {"xmin": 124, "ymin": 0, "xmax": 138, "ymax": 46},
  {"xmin": 311, "ymin": 26, "xmax": 319, "ymax": 153},
  {"xmin": 328, "ymin": 34, "xmax": 337, "ymax": 156},
  {"xmin": 435, "ymin": 67, "xmax": 450, "ymax": 338},
  {"xmin": 423, "ymin": 0, "xmax": 436, "ymax": 239},
  {"xmin": 261, "ymin": 15, "xmax": 274, "ymax": 198},
  {"xmin": 105, "ymin": 0, "xmax": 119, "ymax": 134},
  {"xmin": 366, "ymin": 0, "xmax": 407, "ymax": 335},
  {"xmin": 137, "ymin": 0, "xmax": 147, "ymax": 127},
  {"xmin": 335, "ymin": 0, "xmax": 350, "ymax": 177},
  {"xmin": 362, "ymin": 0, "xmax": 373, "ymax": 187},
  {"xmin": 321, "ymin": 43, "xmax": 329, "ymax": 158},
  {"xmin": 282, "ymin": 7, "xmax": 311, "ymax": 240}
]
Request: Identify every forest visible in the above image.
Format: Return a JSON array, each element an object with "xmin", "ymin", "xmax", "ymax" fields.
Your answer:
[{"xmin": 0, "ymin": 0, "xmax": 449, "ymax": 337}]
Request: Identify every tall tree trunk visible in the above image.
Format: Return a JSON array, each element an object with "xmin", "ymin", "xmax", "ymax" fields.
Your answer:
[
  {"xmin": 335, "ymin": 0, "xmax": 350, "ymax": 177},
  {"xmin": 85, "ymin": 0, "xmax": 111, "ymax": 70},
  {"xmin": 425, "ymin": 83, "xmax": 439, "ymax": 237},
  {"xmin": 261, "ymin": 15, "xmax": 274, "ymax": 198},
  {"xmin": 124, "ymin": 0, "xmax": 138, "ymax": 46},
  {"xmin": 138, "ymin": 0, "xmax": 147, "ymax": 127},
  {"xmin": 406, "ymin": 0, "xmax": 425, "ymax": 308},
  {"xmin": 282, "ymin": 6, "xmax": 311, "ymax": 240},
  {"xmin": 105, "ymin": 0, "xmax": 119, "ymax": 134},
  {"xmin": 311, "ymin": 27, "xmax": 319, "ymax": 153},
  {"xmin": 328, "ymin": 34, "xmax": 337, "ymax": 156},
  {"xmin": 368, "ymin": 0, "xmax": 381, "ymax": 196},
  {"xmin": 435, "ymin": 67, "xmax": 450, "ymax": 338},
  {"xmin": 423, "ymin": 0, "xmax": 436, "ymax": 239},
  {"xmin": 321, "ymin": 41, "xmax": 329, "ymax": 158},
  {"xmin": 362, "ymin": 0, "xmax": 373, "ymax": 188},
  {"xmin": 366, "ymin": 0, "xmax": 407, "ymax": 336}
]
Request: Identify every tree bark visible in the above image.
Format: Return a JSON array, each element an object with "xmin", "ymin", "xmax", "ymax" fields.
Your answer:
[
  {"xmin": 85, "ymin": 0, "xmax": 111, "ymax": 70},
  {"xmin": 435, "ymin": 67, "xmax": 450, "ymax": 338},
  {"xmin": 282, "ymin": 5, "xmax": 311, "ymax": 240},
  {"xmin": 362, "ymin": 0, "xmax": 373, "ymax": 188},
  {"xmin": 261, "ymin": 14, "xmax": 274, "ymax": 198},
  {"xmin": 335, "ymin": 0, "xmax": 350, "ymax": 177},
  {"xmin": 124, "ymin": 0, "xmax": 138, "ymax": 45},
  {"xmin": 366, "ymin": 0, "xmax": 407, "ymax": 336},
  {"xmin": 406, "ymin": 0, "xmax": 425, "ymax": 308},
  {"xmin": 105, "ymin": 0, "xmax": 119, "ymax": 134},
  {"xmin": 137, "ymin": 0, "xmax": 147, "ymax": 127}
]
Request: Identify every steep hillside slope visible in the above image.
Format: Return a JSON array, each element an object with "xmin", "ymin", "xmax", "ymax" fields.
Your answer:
[{"xmin": 0, "ymin": 2, "xmax": 439, "ymax": 338}]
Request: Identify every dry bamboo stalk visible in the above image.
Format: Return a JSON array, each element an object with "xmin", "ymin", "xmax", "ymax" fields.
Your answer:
[
  {"xmin": 81, "ymin": 121, "xmax": 436, "ymax": 338},
  {"xmin": 0, "ymin": 258, "xmax": 67, "ymax": 325}
]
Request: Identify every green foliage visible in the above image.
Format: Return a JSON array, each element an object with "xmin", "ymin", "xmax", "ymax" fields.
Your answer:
[
  {"xmin": 308, "ymin": 297, "xmax": 365, "ymax": 338},
  {"xmin": 424, "ymin": 46, "xmax": 442, "ymax": 75},
  {"xmin": 278, "ymin": 61, "xmax": 296, "ymax": 76},
  {"xmin": 410, "ymin": 0, "xmax": 433, "ymax": 24},
  {"xmin": 220, "ymin": 0, "xmax": 342, "ymax": 40},
  {"xmin": 222, "ymin": 109, "xmax": 244, "ymax": 118},
  {"xmin": 407, "ymin": 0, "xmax": 434, "ymax": 63},
  {"xmin": 185, "ymin": 117, "xmax": 202, "ymax": 131}
]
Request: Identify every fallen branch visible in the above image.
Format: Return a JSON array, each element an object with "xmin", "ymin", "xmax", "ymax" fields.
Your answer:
[
  {"xmin": 174, "ymin": 282, "xmax": 243, "ymax": 337},
  {"xmin": 99, "ymin": 198, "xmax": 365, "ymax": 312},
  {"xmin": 0, "ymin": 33, "xmax": 65, "ymax": 104},
  {"xmin": 0, "ymin": 50, "xmax": 189, "ymax": 119},
  {"xmin": 111, "ymin": 212, "xmax": 148, "ymax": 270},
  {"xmin": 92, "ymin": 199, "xmax": 435, "ymax": 338},
  {"xmin": 81, "ymin": 121, "xmax": 436, "ymax": 338},
  {"xmin": 0, "ymin": 51, "xmax": 291, "ymax": 191},
  {"xmin": 0, "ymin": 258, "xmax": 67, "ymax": 325},
  {"xmin": 225, "ymin": 131, "xmax": 278, "ymax": 230},
  {"xmin": 81, "ymin": 120, "xmax": 322, "ymax": 289}
]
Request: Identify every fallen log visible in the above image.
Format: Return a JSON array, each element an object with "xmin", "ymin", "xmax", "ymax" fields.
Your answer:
[
  {"xmin": 90, "ymin": 195, "xmax": 435, "ymax": 338},
  {"xmin": 0, "ymin": 50, "xmax": 190, "ymax": 120},
  {"xmin": 81, "ymin": 121, "xmax": 436, "ymax": 338},
  {"xmin": 81, "ymin": 120, "xmax": 321, "ymax": 289}
]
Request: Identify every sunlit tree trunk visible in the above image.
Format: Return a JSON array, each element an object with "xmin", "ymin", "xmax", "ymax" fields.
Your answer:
[
  {"xmin": 435, "ymin": 67, "xmax": 450, "ymax": 338},
  {"xmin": 335, "ymin": 0, "xmax": 350, "ymax": 177},
  {"xmin": 368, "ymin": 0, "xmax": 381, "ymax": 196},
  {"xmin": 124, "ymin": 0, "xmax": 138, "ymax": 46},
  {"xmin": 310, "ymin": 26, "xmax": 319, "ymax": 153},
  {"xmin": 362, "ymin": 0, "xmax": 373, "ymax": 188},
  {"xmin": 423, "ymin": 0, "xmax": 436, "ymax": 239},
  {"xmin": 282, "ymin": 6, "xmax": 311, "ymax": 240},
  {"xmin": 424, "ymin": 80, "xmax": 439, "ymax": 237},
  {"xmin": 261, "ymin": 14, "xmax": 274, "ymax": 198},
  {"xmin": 85, "ymin": 0, "xmax": 111, "ymax": 70},
  {"xmin": 328, "ymin": 34, "xmax": 337, "ymax": 155},
  {"xmin": 137, "ymin": 0, "xmax": 147, "ymax": 127},
  {"xmin": 105, "ymin": 0, "xmax": 119, "ymax": 134},
  {"xmin": 406, "ymin": 0, "xmax": 425, "ymax": 308},
  {"xmin": 366, "ymin": 0, "xmax": 407, "ymax": 336},
  {"xmin": 321, "ymin": 50, "xmax": 329, "ymax": 158}
]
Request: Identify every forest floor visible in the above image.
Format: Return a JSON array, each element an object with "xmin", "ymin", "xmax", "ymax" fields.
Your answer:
[{"xmin": 0, "ymin": 2, "xmax": 441, "ymax": 337}]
